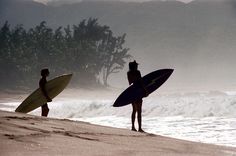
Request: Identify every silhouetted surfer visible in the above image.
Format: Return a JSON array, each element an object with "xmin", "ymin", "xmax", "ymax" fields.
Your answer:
[
  {"xmin": 127, "ymin": 60, "xmax": 148, "ymax": 132},
  {"xmin": 39, "ymin": 68, "xmax": 52, "ymax": 117}
]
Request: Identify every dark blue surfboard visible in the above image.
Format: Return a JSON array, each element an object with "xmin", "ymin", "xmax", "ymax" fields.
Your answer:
[{"xmin": 113, "ymin": 69, "xmax": 174, "ymax": 107}]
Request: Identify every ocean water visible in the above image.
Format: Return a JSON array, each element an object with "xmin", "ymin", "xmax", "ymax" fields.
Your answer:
[{"xmin": 1, "ymin": 91, "xmax": 236, "ymax": 147}]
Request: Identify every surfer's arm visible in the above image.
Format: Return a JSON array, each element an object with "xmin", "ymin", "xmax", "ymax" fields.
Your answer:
[
  {"xmin": 127, "ymin": 72, "xmax": 132, "ymax": 85},
  {"xmin": 139, "ymin": 79, "xmax": 149, "ymax": 97},
  {"xmin": 138, "ymin": 72, "xmax": 149, "ymax": 97}
]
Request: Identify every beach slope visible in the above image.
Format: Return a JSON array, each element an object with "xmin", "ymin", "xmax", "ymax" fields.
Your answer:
[{"xmin": 0, "ymin": 110, "xmax": 235, "ymax": 156}]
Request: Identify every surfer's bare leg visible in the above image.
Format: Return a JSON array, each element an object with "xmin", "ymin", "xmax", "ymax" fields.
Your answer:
[
  {"xmin": 131, "ymin": 103, "xmax": 137, "ymax": 131},
  {"xmin": 137, "ymin": 101, "xmax": 144, "ymax": 132},
  {"xmin": 41, "ymin": 104, "xmax": 49, "ymax": 117}
]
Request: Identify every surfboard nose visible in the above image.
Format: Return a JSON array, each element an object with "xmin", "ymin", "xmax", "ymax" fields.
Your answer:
[
  {"xmin": 162, "ymin": 69, "xmax": 174, "ymax": 77},
  {"xmin": 165, "ymin": 69, "xmax": 174, "ymax": 73}
]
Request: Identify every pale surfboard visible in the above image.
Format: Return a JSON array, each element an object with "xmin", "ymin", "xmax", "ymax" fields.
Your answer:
[{"xmin": 15, "ymin": 74, "xmax": 73, "ymax": 113}]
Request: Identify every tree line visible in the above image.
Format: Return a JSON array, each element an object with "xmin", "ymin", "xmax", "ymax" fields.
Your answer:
[{"xmin": 0, "ymin": 18, "xmax": 131, "ymax": 89}]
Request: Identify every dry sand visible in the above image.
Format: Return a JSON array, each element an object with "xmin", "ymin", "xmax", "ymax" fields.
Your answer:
[{"xmin": 0, "ymin": 110, "xmax": 235, "ymax": 156}]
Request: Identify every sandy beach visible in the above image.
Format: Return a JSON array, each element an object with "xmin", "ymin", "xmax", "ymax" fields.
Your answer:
[{"xmin": 0, "ymin": 110, "xmax": 235, "ymax": 156}]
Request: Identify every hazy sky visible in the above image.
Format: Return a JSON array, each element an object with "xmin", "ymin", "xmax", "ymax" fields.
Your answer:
[{"xmin": 34, "ymin": 0, "xmax": 194, "ymax": 5}]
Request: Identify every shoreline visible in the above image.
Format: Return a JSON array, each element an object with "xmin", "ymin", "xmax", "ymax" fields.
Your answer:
[{"xmin": 0, "ymin": 110, "xmax": 235, "ymax": 156}]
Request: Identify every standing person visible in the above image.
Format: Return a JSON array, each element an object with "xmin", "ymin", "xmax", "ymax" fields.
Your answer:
[
  {"xmin": 39, "ymin": 68, "xmax": 52, "ymax": 117},
  {"xmin": 127, "ymin": 60, "xmax": 148, "ymax": 132}
]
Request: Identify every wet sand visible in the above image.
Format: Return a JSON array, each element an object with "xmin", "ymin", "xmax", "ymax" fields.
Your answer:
[{"xmin": 0, "ymin": 110, "xmax": 236, "ymax": 156}]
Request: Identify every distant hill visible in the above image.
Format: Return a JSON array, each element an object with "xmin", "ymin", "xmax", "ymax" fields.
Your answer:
[{"xmin": 1, "ymin": 0, "xmax": 236, "ymax": 90}]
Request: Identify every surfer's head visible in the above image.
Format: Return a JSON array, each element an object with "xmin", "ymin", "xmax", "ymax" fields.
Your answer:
[
  {"xmin": 41, "ymin": 68, "xmax": 49, "ymax": 77},
  {"xmin": 129, "ymin": 60, "xmax": 138, "ymax": 71}
]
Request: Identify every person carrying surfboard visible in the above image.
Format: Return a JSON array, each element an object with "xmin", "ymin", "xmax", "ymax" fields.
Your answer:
[
  {"xmin": 127, "ymin": 60, "xmax": 148, "ymax": 132},
  {"xmin": 39, "ymin": 68, "xmax": 52, "ymax": 117}
]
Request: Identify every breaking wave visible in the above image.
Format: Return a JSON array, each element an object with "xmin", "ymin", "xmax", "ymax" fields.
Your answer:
[{"xmin": 43, "ymin": 91, "xmax": 236, "ymax": 118}]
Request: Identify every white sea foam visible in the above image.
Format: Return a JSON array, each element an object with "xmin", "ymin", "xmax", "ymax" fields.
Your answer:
[
  {"xmin": 44, "ymin": 92, "xmax": 236, "ymax": 118},
  {"xmin": 74, "ymin": 116, "xmax": 236, "ymax": 147}
]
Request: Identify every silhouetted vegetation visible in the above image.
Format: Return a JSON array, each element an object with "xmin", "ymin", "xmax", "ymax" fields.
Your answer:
[{"xmin": 0, "ymin": 19, "xmax": 131, "ymax": 89}]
